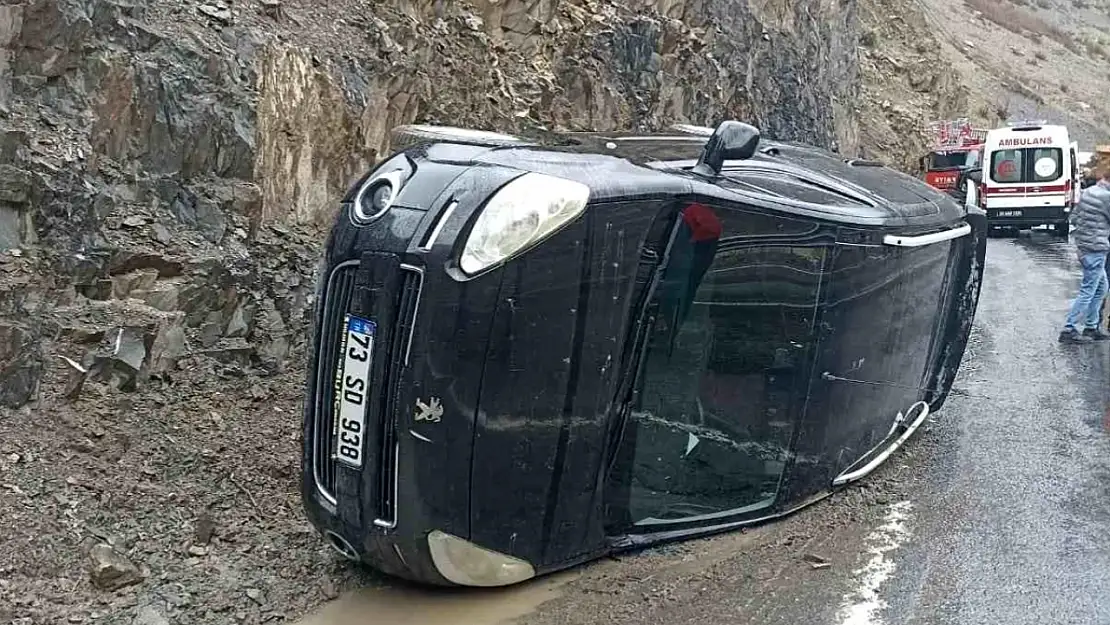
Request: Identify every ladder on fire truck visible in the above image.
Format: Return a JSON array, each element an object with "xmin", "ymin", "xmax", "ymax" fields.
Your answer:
[{"xmin": 925, "ymin": 118, "xmax": 988, "ymax": 148}]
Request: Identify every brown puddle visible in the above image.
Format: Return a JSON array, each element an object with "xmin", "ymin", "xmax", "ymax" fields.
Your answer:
[{"xmin": 293, "ymin": 571, "xmax": 579, "ymax": 625}]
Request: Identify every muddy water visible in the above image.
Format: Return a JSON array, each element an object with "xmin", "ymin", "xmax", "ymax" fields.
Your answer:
[{"xmin": 293, "ymin": 571, "xmax": 579, "ymax": 625}]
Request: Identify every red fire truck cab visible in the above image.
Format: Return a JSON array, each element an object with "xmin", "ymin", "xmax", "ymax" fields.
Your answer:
[{"xmin": 921, "ymin": 119, "xmax": 987, "ymax": 192}]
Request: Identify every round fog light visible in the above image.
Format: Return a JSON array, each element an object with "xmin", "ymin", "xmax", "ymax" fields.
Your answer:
[
  {"xmin": 427, "ymin": 530, "xmax": 536, "ymax": 587},
  {"xmin": 351, "ymin": 170, "xmax": 404, "ymax": 224}
]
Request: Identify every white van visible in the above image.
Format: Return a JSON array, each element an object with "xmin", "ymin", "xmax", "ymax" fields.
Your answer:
[{"xmin": 981, "ymin": 122, "xmax": 1080, "ymax": 237}]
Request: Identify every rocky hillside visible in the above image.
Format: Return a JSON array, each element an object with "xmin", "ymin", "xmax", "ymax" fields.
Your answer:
[
  {"xmin": 857, "ymin": 0, "xmax": 1110, "ymax": 170},
  {"xmin": 0, "ymin": 0, "xmax": 865, "ymax": 623}
]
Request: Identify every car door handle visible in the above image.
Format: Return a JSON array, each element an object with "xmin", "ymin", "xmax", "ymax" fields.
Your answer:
[{"xmin": 882, "ymin": 223, "xmax": 971, "ymax": 247}]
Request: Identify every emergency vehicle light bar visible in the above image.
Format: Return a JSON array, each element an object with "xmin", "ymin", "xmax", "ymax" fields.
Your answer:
[{"xmin": 1006, "ymin": 119, "xmax": 1048, "ymax": 129}]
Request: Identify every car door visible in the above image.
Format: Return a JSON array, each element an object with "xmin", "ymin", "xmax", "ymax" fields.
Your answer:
[
  {"xmin": 604, "ymin": 200, "xmax": 826, "ymax": 534},
  {"xmin": 1069, "ymin": 143, "xmax": 1081, "ymax": 204}
]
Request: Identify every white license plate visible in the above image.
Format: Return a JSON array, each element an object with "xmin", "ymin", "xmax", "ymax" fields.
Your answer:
[
  {"xmin": 333, "ymin": 314, "xmax": 376, "ymax": 468},
  {"xmin": 998, "ymin": 210, "xmax": 1022, "ymax": 217}
]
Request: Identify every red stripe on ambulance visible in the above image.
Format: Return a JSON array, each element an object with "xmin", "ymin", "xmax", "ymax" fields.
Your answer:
[{"xmin": 984, "ymin": 184, "xmax": 1069, "ymax": 195}]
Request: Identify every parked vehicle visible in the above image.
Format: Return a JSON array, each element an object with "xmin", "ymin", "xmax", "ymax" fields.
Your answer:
[
  {"xmin": 980, "ymin": 121, "xmax": 1079, "ymax": 236},
  {"xmin": 301, "ymin": 120, "xmax": 988, "ymax": 587},
  {"xmin": 920, "ymin": 119, "xmax": 987, "ymax": 193}
]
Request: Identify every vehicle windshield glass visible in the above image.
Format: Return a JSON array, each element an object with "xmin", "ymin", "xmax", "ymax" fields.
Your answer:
[
  {"xmin": 990, "ymin": 147, "xmax": 1062, "ymax": 183},
  {"xmin": 928, "ymin": 150, "xmax": 975, "ymax": 170}
]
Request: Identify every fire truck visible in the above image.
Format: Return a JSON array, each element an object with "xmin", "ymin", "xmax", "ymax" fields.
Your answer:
[{"xmin": 921, "ymin": 119, "xmax": 988, "ymax": 192}]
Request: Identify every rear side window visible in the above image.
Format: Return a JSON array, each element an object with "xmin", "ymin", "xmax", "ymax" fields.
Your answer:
[
  {"xmin": 991, "ymin": 149, "xmax": 1022, "ymax": 183},
  {"xmin": 990, "ymin": 147, "xmax": 1062, "ymax": 183},
  {"xmin": 1031, "ymin": 148, "xmax": 1061, "ymax": 182}
]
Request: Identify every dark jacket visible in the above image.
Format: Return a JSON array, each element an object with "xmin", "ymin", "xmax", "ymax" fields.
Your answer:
[{"xmin": 1071, "ymin": 181, "xmax": 1110, "ymax": 253}]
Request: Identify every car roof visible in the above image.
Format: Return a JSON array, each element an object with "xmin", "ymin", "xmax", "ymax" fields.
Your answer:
[{"xmin": 469, "ymin": 130, "xmax": 962, "ymax": 228}]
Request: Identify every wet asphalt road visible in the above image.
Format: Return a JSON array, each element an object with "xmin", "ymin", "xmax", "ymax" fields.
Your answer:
[
  {"xmin": 878, "ymin": 232, "xmax": 1110, "ymax": 625},
  {"xmin": 295, "ymin": 232, "xmax": 1110, "ymax": 625}
]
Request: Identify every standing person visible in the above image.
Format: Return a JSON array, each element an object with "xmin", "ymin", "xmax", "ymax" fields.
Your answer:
[{"xmin": 1060, "ymin": 166, "xmax": 1110, "ymax": 343}]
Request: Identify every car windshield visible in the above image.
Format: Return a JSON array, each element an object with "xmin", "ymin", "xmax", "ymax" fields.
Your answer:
[
  {"xmin": 990, "ymin": 147, "xmax": 1062, "ymax": 184},
  {"xmin": 928, "ymin": 149, "xmax": 977, "ymax": 171}
]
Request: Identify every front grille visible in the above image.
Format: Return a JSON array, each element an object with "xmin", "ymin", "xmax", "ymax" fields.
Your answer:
[
  {"xmin": 311, "ymin": 260, "xmax": 424, "ymax": 522},
  {"xmin": 373, "ymin": 264, "xmax": 423, "ymax": 528},
  {"xmin": 312, "ymin": 260, "xmax": 360, "ymax": 504}
]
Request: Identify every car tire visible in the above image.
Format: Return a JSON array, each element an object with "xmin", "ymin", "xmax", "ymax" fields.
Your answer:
[
  {"xmin": 1053, "ymin": 221, "xmax": 1071, "ymax": 238},
  {"xmin": 389, "ymin": 124, "xmax": 526, "ymax": 150}
]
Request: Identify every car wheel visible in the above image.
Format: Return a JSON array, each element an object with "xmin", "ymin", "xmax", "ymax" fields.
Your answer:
[
  {"xmin": 389, "ymin": 124, "xmax": 526, "ymax": 150},
  {"xmin": 1053, "ymin": 221, "xmax": 1071, "ymax": 238}
]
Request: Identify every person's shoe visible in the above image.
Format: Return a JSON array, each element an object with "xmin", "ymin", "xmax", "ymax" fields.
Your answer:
[
  {"xmin": 1083, "ymin": 328, "xmax": 1110, "ymax": 341},
  {"xmin": 1060, "ymin": 328, "xmax": 1094, "ymax": 343}
]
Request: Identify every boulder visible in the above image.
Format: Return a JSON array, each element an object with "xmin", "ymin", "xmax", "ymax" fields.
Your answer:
[
  {"xmin": 88, "ymin": 543, "xmax": 142, "ymax": 591},
  {"xmin": 83, "ymin": 313, "xmax": 187, "ymax": 392}
]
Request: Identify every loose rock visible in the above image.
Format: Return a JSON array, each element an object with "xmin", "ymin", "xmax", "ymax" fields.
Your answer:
[
  {"xmin": 198, "ymin": 5, "xmax": 232, "ymax": 23},
  {"xmin": 132, "ymin": 606, "xmax": 170, "ymax": 625},
  {"xmin": 88, "ymin": 544, "xmax": 142, "ymax": 591},
  {"xmin": 245, "ymin": 588, "xmax": 265, "ymax": 605}
]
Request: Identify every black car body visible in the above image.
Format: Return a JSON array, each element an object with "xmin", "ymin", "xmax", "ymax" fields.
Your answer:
[{"xmin": 301, "ymin": 121, "xmax": 987, "ymax": 587}]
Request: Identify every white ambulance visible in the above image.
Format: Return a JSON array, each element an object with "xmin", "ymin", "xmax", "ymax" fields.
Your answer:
[{"xmin": 980, "ymin": 121, "xmax": 1081, "ymax": 237}]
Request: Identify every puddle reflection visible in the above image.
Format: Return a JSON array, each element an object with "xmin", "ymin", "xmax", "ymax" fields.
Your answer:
[{"xmin": 293, "ymin": 570, "xmax": 578, "ymax": 625}]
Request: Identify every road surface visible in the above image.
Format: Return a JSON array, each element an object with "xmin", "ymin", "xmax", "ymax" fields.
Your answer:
[{"xmin": 294, "ymin": 232, "xmax": 1110, "ymax": 625}]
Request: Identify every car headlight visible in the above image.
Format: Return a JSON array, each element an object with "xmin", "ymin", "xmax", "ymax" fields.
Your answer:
[
  {"xmin": 427, "ymin": 530, "xmax": 536, "ymax": 587},
  {"xmin": 459, "ymin": 172, "xmax": 590, "ymax": 275}
]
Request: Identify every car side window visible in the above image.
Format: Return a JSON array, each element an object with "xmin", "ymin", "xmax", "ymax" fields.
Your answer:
[{"xmin": 620, "ymin": 202, "xmax": 825, "ymax": 526}]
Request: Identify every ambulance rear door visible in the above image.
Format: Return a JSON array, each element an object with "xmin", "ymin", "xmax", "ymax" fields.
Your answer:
[
  {"xmin": 984, "ymin": 135, "xmax": 1069, "ymax": 212},
  {"xmin": 1069, "ymin": 141, "xmax": 1081, "ymax": 204}
]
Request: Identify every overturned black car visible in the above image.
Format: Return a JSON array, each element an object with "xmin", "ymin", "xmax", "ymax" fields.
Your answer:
[{"xmin": 301, "ymin": 121, "xmax": 987, "ymax": 587}]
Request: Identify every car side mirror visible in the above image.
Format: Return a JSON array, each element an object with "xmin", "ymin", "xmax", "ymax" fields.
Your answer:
[{"xmin": 692, "ymin": 121, "xmax": 761, "ymax": 177}]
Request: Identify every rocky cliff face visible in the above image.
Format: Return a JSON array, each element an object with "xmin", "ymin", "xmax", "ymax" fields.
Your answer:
[
  {"xmin": 0, "ymin": 0, "xmax": 862, "ymax": 622},
  {"xmin": 0, "ymin": 0, "xmax": 863, "ymax": 415}
]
